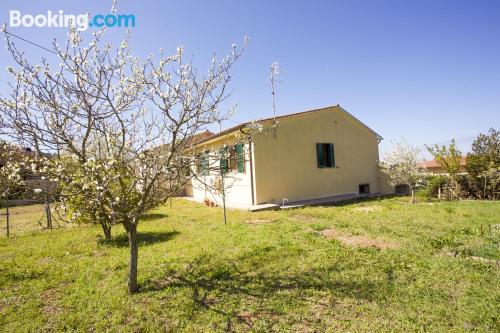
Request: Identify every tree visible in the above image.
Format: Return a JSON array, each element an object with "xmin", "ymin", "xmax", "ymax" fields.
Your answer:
[
  {"xmin": 426, "ymin": 139, "xmax": 462, "ymax": 198},
  {"xmin": 0, "ymin": 22, "xmax": 246, "ymax": 293},
  {"xmin": 0, "ymin": 142, "xmax": 26, "ymax": 237},
  {"xmin": 381, "ymin": 139, "xmax": 423, "ymax": 203},
  {"xmin": 466, "ymin": 128, "xmax": 500, "ymax": 199}
]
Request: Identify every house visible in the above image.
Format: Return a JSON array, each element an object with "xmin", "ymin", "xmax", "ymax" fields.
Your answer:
[
  {"xmin": 185, "ymin": 105, "xmax": 394, "ymax": 209},
  {"xmin": 418, "ymin": 157, "xmax": 467, "ymax": 175}
]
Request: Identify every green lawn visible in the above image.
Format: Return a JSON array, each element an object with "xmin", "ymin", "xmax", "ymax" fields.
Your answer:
[{"xmin": 0, "ymin": 197, "xmax": 499, "ymax": 332}]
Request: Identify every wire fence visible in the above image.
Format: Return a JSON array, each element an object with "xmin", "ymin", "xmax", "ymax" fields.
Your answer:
[{"xmin": 0, "ymin": 200, "xmax": 64, "ymax": 237}]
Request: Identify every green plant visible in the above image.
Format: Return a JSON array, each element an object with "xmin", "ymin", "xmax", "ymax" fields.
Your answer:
[
  {"xmin": 424, "ymin": 175, "xmax": 448, "ymax": 198},
  {"xmin": 465, "ymin": 128, "xmax": 500, "ymax": 199},
  {"xmin": 426, "ymin": 139, "xmax": 462, "ymax": 199}
]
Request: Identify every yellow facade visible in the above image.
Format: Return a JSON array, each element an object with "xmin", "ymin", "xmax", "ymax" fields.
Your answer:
[{"xmin": 252, "ymin": 106, "xmax": 384, "ymax": 204}]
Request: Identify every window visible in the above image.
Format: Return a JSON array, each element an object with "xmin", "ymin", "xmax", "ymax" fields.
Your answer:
[
  {"xmin": 197, "ymin": 151, "xmax": 209, "ymax": 176},
  {"xmin": 235, "ymin": 143, "xmax": 245, "ymax": 173},
  {"xmin": 316, "ymin": 143, "xmax": 335, "ymax": 168},
  {"xmin": 219, "ymin": 147, "xmax": 229, "ymax": 174},
  {"xmin": 359, "ymin": 184, "xmax": 370, "ymax": 194},
  {"xmin": 229, "ymin": 146, "xmax": 237, "ymax": 171},
  {"xmin": 221, "ymin": 143, "xmax": 245, "ymax": 173}
]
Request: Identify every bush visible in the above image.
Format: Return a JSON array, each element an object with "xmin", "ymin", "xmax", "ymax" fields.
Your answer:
[
  {"xmin": 423, "ymin": 175, "xmax": 448, "ymax": 198},
  {"xmin": 456, "ymin": 174, "xmax": 480, "ymax": 199}
]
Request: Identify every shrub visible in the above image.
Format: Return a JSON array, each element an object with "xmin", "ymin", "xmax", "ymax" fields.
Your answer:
[{"xmin": 424, "ymin": 175, "xmax": 448, "ymax": 198}]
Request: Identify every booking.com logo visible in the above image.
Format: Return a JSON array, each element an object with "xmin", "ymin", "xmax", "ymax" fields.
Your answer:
[{"xmin": 9, "ymin": 10, "xmax": 136, "ymax": 31}]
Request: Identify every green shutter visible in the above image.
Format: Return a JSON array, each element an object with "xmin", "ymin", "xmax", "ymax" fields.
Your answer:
[
  {"xmin": 202, "ymin": 152, "xmax": 209, "ymax": 175},
  {"xmin": 317, "ymin": 143, "xmax": 325, "ymax": 168},
  {"xmin": 236, "ymin": 143, "xmax": 244, "ymax": 173},
  {"xmin": 329, "ymin": 143, "xmax": 335, "ymax": 167},
  {"xmin": 219, "ymin": 147, "xmax": 228, "ymax": 174}
]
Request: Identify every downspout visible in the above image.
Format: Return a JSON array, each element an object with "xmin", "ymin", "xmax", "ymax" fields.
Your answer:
[
  {"xmin": 248, "ymin": 137, "xmax": 255, "ymax": 205},
  {"xmin": 376, "ymin": 137, "xmax": 382, "ymax": 193},
  {"xmin": 240, "ymin": 126, "xmax": 256, "ymax": 206}
]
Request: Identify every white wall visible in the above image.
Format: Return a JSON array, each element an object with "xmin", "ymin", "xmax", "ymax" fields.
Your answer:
[{"xmin": 187, "ymin": 142, "xmax": 254, "ymax": 209}]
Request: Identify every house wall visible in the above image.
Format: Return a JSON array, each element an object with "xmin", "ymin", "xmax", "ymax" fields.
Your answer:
[
  {"xmin": 422, "ymin": 165, "xmax": 467, "ymax": 175},
  {"xmin": 378, "ymin": 169, "xmax": 395, "ymax": 194},
  {"xmin": 252, "ymin": 106, "xmax": 382, "ymax": 204},
  {"xmin": 186, "ymin": 136, "xmax": 254, "ymax": 209}
]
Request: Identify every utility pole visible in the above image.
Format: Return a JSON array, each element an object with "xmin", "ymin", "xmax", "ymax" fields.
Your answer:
[{"xmin": 221, "ymin": 171, "xmax": 227, "ymax": 225}]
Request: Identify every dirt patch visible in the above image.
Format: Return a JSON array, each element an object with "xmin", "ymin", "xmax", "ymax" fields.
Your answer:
[
  {"xmin": 291, "ymin": 215, "xmax": 319, "ymax": 223},
  {"xmin": 245, "ymin": 219, "xmax": 277, "ymax": 225},
  {"xmin": 42, "ymin": 288, "xmax": 61, "ymax": 316},
  {"xmin": 236, "ymin": 311, "xmax": 254, "ymax": 327},
  {"xmin": 352, "ymin": 205, "xmax": 382, "ymax": 213},
  {"xmin": 37, "ymin": 257, "xmax": 54, "ymax": 265},
  {"xmin": 320, "ymin": 228, "xmax": 397, "ymax": 249},
  {"xmin": 92, "ymin": 250, "xmax": 107, "ymax": 257}
]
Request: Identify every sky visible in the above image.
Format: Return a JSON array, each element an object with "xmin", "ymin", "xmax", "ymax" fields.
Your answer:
[{"xmin": 0, "ymin": 0, "xmax": 499, "ymax": 159}]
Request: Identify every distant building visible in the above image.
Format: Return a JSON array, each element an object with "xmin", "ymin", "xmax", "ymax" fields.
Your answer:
[{"xmin": 418, "ymin": 157, "xmax": 467, "ymax": 175}]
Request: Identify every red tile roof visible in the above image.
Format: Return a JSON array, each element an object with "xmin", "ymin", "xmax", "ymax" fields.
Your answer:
[{"xmin": 419, "ymin": 156, "xmax": 466, "ymax": 169}]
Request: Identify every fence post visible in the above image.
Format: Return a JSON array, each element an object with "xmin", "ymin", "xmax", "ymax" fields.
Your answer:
[
  {"xmin": 5, "ymin": 199, "xmax": 10, "ymax": 238},
  {"xmin": 45, "ymin": 194, "xmax": 52, "ymax": 229}
]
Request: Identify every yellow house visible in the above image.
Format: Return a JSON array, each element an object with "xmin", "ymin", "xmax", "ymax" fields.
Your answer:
[{"xmin": 185, "ymin": 105, "xmax": 394, "ymax": 209}]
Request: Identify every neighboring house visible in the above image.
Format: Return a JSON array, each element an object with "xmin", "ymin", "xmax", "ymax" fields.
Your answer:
[
  {"xmin": 0, "ymin": 143, "xmax": 52, "ymax": 199},
  {"xmin": 185, "ymin": 105, "xmax": 394, "ymax": 209},
  {"xmin": 418, "ymin": 157, "xmax": 467, "ymax": 175}
]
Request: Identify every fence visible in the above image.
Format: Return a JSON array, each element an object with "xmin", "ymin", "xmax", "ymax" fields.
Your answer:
[{"xmin": 0, "ymin": 200, "xmax": 61, "ymax": 237}]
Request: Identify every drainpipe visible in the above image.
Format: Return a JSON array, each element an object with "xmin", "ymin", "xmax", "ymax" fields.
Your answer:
[{"xmin": 248, "ymin": 138, "xmax": 255, "ymax": 205}]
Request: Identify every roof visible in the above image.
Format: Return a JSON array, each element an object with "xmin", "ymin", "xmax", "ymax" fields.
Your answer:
[
  {"xmin": 418, "ymin": 156, "xmax": 467, "ymax": 169},
  {"xmin": 185, "ymin": 130, "xmax": 215, "ymax": 145},
  {"xmin": 148, "ymin": 130, "xmax": 214, "ymax": 153},
  {"xmin": 195, "ymin": 105, "xmax": 382, "ymax": 145}
]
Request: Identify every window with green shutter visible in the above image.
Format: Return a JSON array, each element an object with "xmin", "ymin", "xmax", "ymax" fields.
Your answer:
[
  {"xmin": 199, "ymin": 151, "xmax": 209, "ymax": 175},
  {"xmin": 219, "ymin": 147, "xmax": 229, "ymax": 174},
  {"xmin": 316, "ymin": 143, "xmax": 335, "ymax": 168},
  {"xmin": 235, "ymin": 143, "xmax": 245, "ymax": 173}
]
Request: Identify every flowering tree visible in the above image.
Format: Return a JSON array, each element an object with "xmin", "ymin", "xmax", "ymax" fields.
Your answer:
[
  {"xmin": 0, "ymin": 142, "xmax": 26, "ymax": 237},
  {"xmin": 426, "ymin": 139, "xmax": 462, "ymax": 198},
  {"xmin": 0, "ymin": 22, "xmax": 246, "ymax": 293},
  {"xmin": 381, "ymin": 139, "xmax": 423, "ymax": 203}
]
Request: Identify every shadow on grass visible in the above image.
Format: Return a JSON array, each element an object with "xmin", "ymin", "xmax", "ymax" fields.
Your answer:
[
  {"xmin": 143, "ymin": 250, "xmax": 392, "ymax": 330},
  {"xmin": 322, "ymin": 194, "xmax": 403, "ymax": 207},
  {"xmin": 140, "ymin": 213, "xmax": 169, "ymax": 221},
  {"xmin": 101, "ymin": 230, "xmax": 179, "ymax": 248},
  {"xmin": 0, "ymin": 268, "xmax": 47, "ymax": 283}
]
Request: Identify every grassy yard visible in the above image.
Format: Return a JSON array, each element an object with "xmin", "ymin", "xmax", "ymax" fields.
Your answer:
[{"xmin": 0, "ymin": 197, "xmax": 499, "ymax": 332}]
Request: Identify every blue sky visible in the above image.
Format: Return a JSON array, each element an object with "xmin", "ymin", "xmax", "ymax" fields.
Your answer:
[{"xmin": 1, "ymin": 0, "xmax": 499, "ymax": 158}]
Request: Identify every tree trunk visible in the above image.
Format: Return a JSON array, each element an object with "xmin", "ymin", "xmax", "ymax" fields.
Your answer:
[
  {"xmin": 101, "ymin": 224, "xmax": 112, "ymax": 241},
  {"xmin": 127, "ymin": 223, "xmax": 139, "ymax": 293},
  {"xmin": 410, "ymin": 188, "xmax": 416, "ymax": 204}
]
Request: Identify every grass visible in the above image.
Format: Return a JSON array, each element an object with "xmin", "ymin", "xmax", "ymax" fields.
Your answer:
[{"xmin": 0, "ymin": 197, "xmax": 499, "ymax": 332}]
